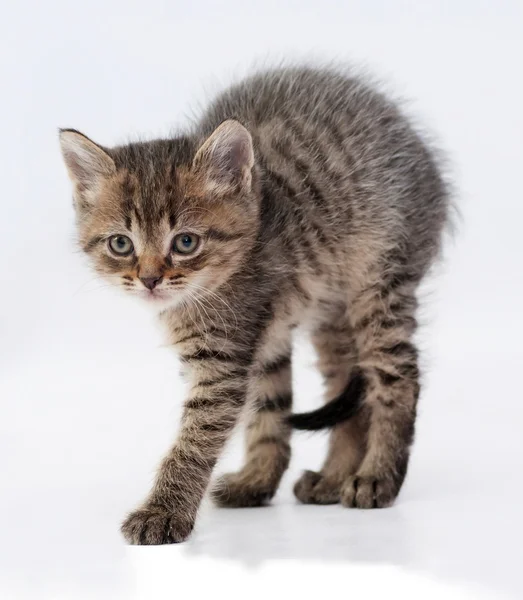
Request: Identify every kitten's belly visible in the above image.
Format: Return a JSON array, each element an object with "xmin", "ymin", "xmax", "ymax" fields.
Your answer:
[{"xmin": 292, "ymin": 273, "xmax": 347, "ymax": 333}]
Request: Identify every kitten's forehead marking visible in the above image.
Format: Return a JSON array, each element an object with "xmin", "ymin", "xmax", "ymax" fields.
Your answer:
[
  {"xmin": 129, "ymin": 212, "xmax": 174, "ymax": 257},
  {"xmin": 115, "ymin": 164, "xmax": 180, "ymax": 253}
]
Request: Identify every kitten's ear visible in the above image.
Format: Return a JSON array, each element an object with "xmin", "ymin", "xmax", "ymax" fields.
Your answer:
[
  {"xmin": 59, "ymin": 129, "xmax": 115, "ymax": 206},
  {"xmin": 192, "ymin": 120, "xmax": 254, "ymax": 195}
]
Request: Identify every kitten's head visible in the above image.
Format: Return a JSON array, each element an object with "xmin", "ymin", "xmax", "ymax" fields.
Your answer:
[{"xmin": 60, "ymin": 121, "xmax": 259, "ymax": 310}]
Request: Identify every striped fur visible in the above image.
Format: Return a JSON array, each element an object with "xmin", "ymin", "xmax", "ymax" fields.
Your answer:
[{"xmin": 60, "ymin": 65, "xmax": 451, "ymax": 544}]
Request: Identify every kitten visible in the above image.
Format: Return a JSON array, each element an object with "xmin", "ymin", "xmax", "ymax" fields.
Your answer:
[{"xmin": 60, "ymin": 66, "xmax": 450, "ymax": 544}]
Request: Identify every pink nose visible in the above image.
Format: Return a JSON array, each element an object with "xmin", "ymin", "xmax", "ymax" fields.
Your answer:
[{"xmin": 140, "ymin": 276, "xmax": 162, "ymax": 290}]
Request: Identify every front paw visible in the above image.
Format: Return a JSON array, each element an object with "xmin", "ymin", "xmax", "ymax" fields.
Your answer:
[{"xmin": 121, "ymin": 504, "xmax": 194, "ymax": 545}]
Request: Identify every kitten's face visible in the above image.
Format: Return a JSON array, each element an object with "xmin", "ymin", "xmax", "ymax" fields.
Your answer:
[{"xmin": 60, "ymin": 121, "xmax": 258, "ymax": 311}]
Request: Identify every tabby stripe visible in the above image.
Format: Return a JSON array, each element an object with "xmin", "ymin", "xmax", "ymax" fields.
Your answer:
[
  {"xmin": 270, "ymin": 188, "xmax": 322, "ymax": 268},
  {"xmin": 185, "ymin": 397, "xmax": 217, "ymax": 410},
  {"xmin": 389, "ymin": 299, "xmax": 417, "ymax": 314},
  {"xmin": 317, "ymin": 115, "xmax": 359, "ymax": 183},
  {"xmin": 256, "ymin": 298, "xmax": 276, "ymax": 333},
  {"xmin": 179, "ymin": 325, "xmax": 230, "ymax": 340},
  {"xmin": 257, "ymin": 157, "xmax": 298, "ymax": 236},
  {"xmin": 355, "ymin": 299, "xmax": 418, "ymax": 331},
  {"xmin": 353, "ymin": 308, "xmax": 386, "ymax": 332},
  {"xmin": 286, "ymin": 119, "xmax": 345, "ymax": 189},
  {"xmin": 207, "ymin": 228, "xmax": 244, "ymax": 242},
  {"xmin": 195, "ymin": 377, "xmax": 229, "ymax": 388},
  {"xmin": 83, "ymin": 236, "xmax": 104, "ymax": 252},
  {"xmin": 199, "ymin": 421, "xmax": 235, "ymax": 433},
  {"xmin": 133, "ymin": 205, "xmax": 143, "ymax": 227},
  {"xmin": 263, "ymin": 163, "xmax": 298, "ymax": 200},
  {"xmin": 397, "ymin": 362, "xmax": 420, "ymax": 379},
  {"xmin": 122, "ymin": 189, "xmax": 135, "ymax": 230},
  {"xmin": 175, "ymin": 333, "xmax": 202, "ymax": 345},
  {"xmin": 376, "ymin": 368, "xmax": 402, "ymax": 385},
  {"xmin": 280, "ymin": 162, "xmax": 330, "ymax": 243},
  {"xmin": 383, "ymin": 316, "xmax": 417, "ymax": 330},
  {"xmin": 185, "ymin": 391, "xmax": 244, "ymax": 410},
  {"xmin": 181, "ymin": 352, "xmax": 233, "ymax": 362},
  {"xmin": 380, "ymin": 319, "xmax": 401, "ymax": 330},
  {"xmin": 297, "ymin": 232, "xmax": 321, "ymax": 270},
  {"xmin": 380, "ymin": 341, "xmax": 417, "ymax": 358},
  {"xmin": 262, "ymin": 355, "xmax": 291, "ymax": 375},
  {"xmin": 259, "ymin": 158, "xmax": 321, "ymax": 268},
  {"xmin": 356, "ymin": 312, "xmax": 417, "ymax": 332},
  {"xmin": 105, "ymin": 256, "xmax": 124, "ymax": 271},
  {"xmin": 283, "ymin": 209, "xmax": 324, "ymax": 267},
  {"xmin": 383, "ymin": 271, "xmax": 420, "ymax": 294},
  {"xmin": 288, "ymin": 148, "xmax": 330, "ymax": 199},
  {"xmin": 272, "ymin": 132, "xmax": 326, "ymax": 209},
  {"xmin": 181, "ymin": 350, "xmax": 251, "ymax": 366}
]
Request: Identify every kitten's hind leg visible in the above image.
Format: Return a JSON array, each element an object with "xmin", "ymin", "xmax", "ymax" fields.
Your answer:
[
  {"xmin": 294, "ymin": 322, "xmax": 367, "ymax": 504},
  {"xmin": 339, "ymin": 284, "xmax": 420, "ymax": 509},
  {"xmin": 212, "ymin": 344, "xmax": 292, "ymax": 508}
]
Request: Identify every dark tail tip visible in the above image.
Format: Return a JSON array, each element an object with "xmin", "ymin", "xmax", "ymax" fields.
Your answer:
[{"xmin": 287, "ymin": 369, "xmax": 367, "ymax": 431}]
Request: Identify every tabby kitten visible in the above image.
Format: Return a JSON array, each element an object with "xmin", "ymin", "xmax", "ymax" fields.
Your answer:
[{"xmin": 60, "ymin": 66, "xmax": 449, "ymax": 545}]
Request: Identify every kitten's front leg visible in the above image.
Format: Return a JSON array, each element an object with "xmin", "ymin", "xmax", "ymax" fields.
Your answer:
[{"xmin": 121, "ymin": 350, "xmax": 249, "ymax": 544}]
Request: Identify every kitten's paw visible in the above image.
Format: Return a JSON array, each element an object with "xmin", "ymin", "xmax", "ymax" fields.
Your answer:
[
  {"xmin": 212, "ymin": 473, "xmax": 275, "ymax": 508},
  {"xmin": 293, "ymin": 470, "xmax": 341, "ymax": 504},
  {"xmin": 340, "ymin": 474, "xmax": 397, "ymax": 509},
  {"xmin": 121, "ymin": 504, "xmax": 194, "ymax": 545}
]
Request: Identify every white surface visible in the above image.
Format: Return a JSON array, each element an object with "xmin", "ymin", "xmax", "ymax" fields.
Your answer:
[{"xmin": 1, "ymin": 1, "xmax": 522, "ymax": 599}]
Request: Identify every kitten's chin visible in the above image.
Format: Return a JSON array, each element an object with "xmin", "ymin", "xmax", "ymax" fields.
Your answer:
[{"xmin": 135, "ymin": 290, "xmax": 182, "ymax": 311}]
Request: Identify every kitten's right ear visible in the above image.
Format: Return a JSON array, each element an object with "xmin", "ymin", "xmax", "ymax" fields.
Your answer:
[{"xmin": 59, "ymin": 129, "xmax": 115, "ymax": 206}]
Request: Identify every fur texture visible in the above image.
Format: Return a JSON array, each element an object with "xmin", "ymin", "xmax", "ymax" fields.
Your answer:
[{"xmin": 60, "ymin": 65, "xmax": 450, "ymax": 544}]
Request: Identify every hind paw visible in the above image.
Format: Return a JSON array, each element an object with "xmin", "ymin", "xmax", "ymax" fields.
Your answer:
[
  {"xmin": 293, "ymin": 470, "xmax": 341, "ymax": 504},
  {"xmin": 212, "ymin": 472, "xmax": 276, "ymax": 508},
  {"xmin": 340, "ymin": 474, "xmax": 398, "ymax": 509}
]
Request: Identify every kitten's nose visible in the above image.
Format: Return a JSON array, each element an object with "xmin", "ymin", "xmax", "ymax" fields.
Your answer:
[{"xmin": 140, "ymin": 276, "xmax": 163, "ymax": 290}]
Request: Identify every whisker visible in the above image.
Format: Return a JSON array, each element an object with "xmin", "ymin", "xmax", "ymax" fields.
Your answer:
[
  {"xmin": 73, "ymin": 275, "xmax": 120, "ymax": 297},
  {"xmin": 181, "ymin": 295, "xmax": 208, "ymax": 345},
  {"xmin": 185, "ymin": 281, "xmax": 239, "ymax": 335},
  {"xmin": 183, "ymin": 282, "xmax": 239, "ymax": 353}
]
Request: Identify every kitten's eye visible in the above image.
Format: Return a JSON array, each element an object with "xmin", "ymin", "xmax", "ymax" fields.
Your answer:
[
  {"xmin": 173, "ymin": 233, "xmax": 200, "ymax": 255},
  {"xmin": 108, "ymin": 235, "xmax": 134, "ymax": 256}
]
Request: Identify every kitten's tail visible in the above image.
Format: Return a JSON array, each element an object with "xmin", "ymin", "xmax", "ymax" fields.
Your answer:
[{"xmin": 287, "ymin": 369, "xmax": 366, "ymax": 431}]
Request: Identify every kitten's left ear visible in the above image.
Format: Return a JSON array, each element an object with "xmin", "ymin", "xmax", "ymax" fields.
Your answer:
[
  {"xmin": 59, "ymin": 129, "xmax": 116, "ymax": 206},
  {"xmin": 193, "ymin": 120, "xmax": 254, "ymax": 195}
]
